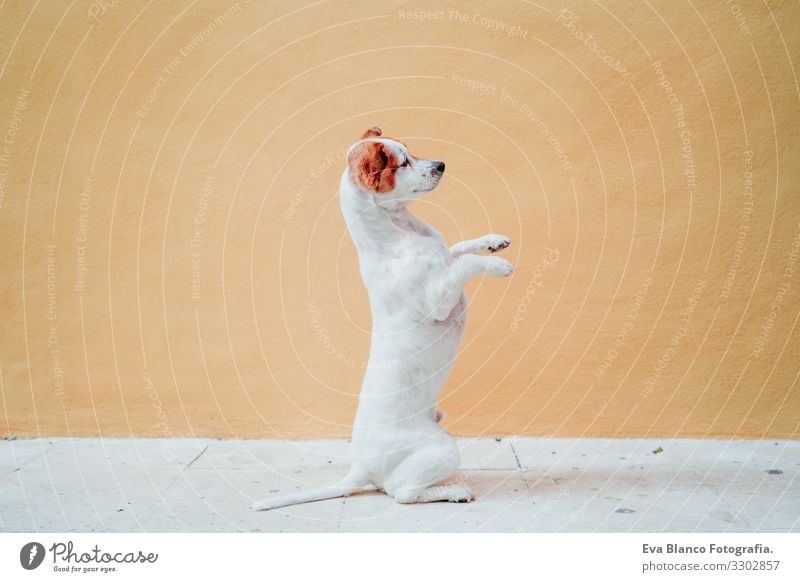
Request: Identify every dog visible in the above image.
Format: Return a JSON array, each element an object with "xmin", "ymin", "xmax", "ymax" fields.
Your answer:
[{"xmin": 253, "ymin": 127, "xmax": 514, "ymax": 511}]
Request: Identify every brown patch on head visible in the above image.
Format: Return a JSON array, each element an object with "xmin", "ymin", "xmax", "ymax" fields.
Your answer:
[
  {"xmin": 348, "ymin": 141, "xmax": 398, "ymax": 194},
  {"xmin": 361, "ymin": 127, "xmax": 382, "ymax": 139}
]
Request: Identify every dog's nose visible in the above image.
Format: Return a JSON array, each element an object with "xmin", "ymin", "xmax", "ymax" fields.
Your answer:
[{"xmin": 435, "ymin": 161, "xmax": 445, "ymax": 173}]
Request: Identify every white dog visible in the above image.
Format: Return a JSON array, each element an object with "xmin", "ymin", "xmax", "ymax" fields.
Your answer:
[{"xmin": 253, "ymin": 127, "xmax": 514, "ymax": 510}]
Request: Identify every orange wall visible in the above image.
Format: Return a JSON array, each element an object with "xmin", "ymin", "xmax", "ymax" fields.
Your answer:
[{"xmin": 1, "ymin": 0, "xmax": 798, "ymax": 440}]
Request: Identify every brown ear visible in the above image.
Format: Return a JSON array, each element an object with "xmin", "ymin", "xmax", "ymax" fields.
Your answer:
[
  {"xmin": 360, "ymin": 127, "xmax": 382, "ymax": 139},
  {"xmin": 348, "ymin": 141, "xmax": 396, "ymax": 193}
]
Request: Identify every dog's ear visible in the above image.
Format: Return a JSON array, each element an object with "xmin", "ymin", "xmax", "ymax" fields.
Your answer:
[
  {"xmin": 360, "ymin": 127, "xmax": 382, "ymax": 139},
  {"xmin": 348, "ymin": 141, "xmax": 395, "ymax": 193}
]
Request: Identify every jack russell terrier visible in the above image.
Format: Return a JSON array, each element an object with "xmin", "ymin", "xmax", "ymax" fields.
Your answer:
[{"xmin": 254, "ymin": 127, "xmax": 514, "ymax": 510}]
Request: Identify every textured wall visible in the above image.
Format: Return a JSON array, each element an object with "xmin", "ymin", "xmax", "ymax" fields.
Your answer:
[{"xmin": 1, "ymin": 0, "xmax": 798, "ymax": 439}]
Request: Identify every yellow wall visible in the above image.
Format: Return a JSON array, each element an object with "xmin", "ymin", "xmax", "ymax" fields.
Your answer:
[{"xmin": 1, "ymin": 0, "xmax": 798, "ymax": 440}]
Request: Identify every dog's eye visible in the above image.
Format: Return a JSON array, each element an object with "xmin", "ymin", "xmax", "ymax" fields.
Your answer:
[{"xmin": 400, "ymin": 159, "xmax": 409, "ymax": 167}]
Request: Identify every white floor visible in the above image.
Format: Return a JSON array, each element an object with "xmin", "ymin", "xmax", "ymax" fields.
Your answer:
[{"xmin": 1, "ymin": 437, "xmax": 797, "ymax": 532}]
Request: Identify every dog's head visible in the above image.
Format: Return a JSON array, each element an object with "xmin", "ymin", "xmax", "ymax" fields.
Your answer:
[{"xmin": 346, "ymin": 127, "xmax": 445, "ymax": 203}]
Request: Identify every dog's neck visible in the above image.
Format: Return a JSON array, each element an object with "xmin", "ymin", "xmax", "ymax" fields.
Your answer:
[{"xmin": 340, "ymin": 172, "xmax": 433, "ymax": 249}]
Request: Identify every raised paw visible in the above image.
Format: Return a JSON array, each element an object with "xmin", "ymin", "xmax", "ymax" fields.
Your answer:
[
  {"xmin": 484, "ymin": 256, "xmax": 516, "ymax": 277},
  {"xmin": 481, "ymin": 234, "xmax": 512, "ymax": 253}
]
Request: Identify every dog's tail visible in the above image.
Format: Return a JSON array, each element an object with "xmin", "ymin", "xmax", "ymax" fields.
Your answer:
[{"xmin": 252, "ymin": 465, "xmax": 373, "ymax": 511}]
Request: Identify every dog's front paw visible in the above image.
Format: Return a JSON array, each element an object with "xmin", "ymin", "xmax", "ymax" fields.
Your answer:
[
  {"xmin": 482, "ymin": 234, "xmax": 512, "ymax": 253},
  {"xmin": 484, "ymin": 256, "xmax": 515, "ymax": 277}
]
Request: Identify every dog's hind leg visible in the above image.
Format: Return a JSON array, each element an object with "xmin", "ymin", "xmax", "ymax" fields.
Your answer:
[
  {"xmin": 385, "ymin": 439, "xmax": 472, "ymax": 504},
  {"xmin": 414, "ymin": 483, "xmax": 474, "ymax": 503}
]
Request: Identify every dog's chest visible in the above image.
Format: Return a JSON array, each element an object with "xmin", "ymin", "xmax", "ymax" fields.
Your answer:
[{"xmin": 373, "ymin": 235, "xmax": 447, "ymax": 289}]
